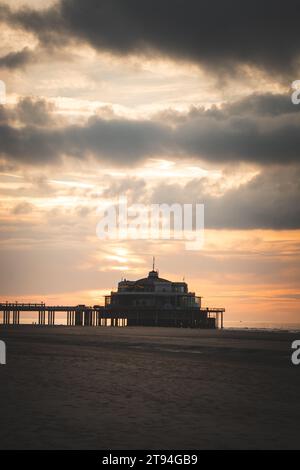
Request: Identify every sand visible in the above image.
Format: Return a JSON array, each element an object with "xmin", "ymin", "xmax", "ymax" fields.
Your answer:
[{"xmin": 0, "ymin": 325, "xmax": 299, "ymax": 449}]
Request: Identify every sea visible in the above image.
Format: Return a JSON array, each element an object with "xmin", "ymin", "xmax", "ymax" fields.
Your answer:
[{"xmin": 225, "ymin": 320, "xmax": 300, "ymax": 333}]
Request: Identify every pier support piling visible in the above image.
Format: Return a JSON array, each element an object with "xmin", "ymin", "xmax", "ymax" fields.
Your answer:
[
  {"xmin": 3, "ymin": 310, "xmax": 11, "ymax": 324},
  {"xmin": 75, "ymin": 310, "xmax": 83, "ymax": 326},
  {"xmin": 47, "ymin": 311, "xmax": 55, "ymax": 325}
]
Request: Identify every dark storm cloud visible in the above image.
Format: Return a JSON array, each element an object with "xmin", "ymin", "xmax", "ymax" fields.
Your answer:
[
  {"xmin": 0, "ymin": 92, "xmax": 299, "ymax": 166},
  {"xmin": 150, "ymin": 166, "xmax": 300, "ymax": 230},
  {"xmin": 0, "ymin": 47, "xmax": 34, "ymax": 69},
  {"xmin": 176, "ymin": 110, "xmax": 300, "ymax": 164},
  {"xmin": 2, "ymin": 0, "xmax": 300, "ymax": 76},
  {"xmin": 0, "ymin": 113, "xmax": 171, "ymax": 164},
  {"xmin": 222, "ymin": 93, "xmax": 300, "ymax": 117}
]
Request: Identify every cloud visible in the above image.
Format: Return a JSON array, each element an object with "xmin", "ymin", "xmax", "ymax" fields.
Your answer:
[
  {"xmin": 0, "ymin": 96, "xmax": 57, "ymax": 127},
  {"xmin": 224, "ymin": 93, "xmax": 300, "ymax": 117},
  {"xmin": 101, "ymin": 177, "xmax": 147, "ymax": 203},
  {"xmin": 12, "ymin": 201, "xmax": 34, "ymax": 215},
  {"xmin": 0, "ymin": 92, "xmax": 300, "ymax": 166},
  {"xmin": 0, "ymin": 47, "xmax": 35, "ymax": 69},
  {"xmin": 176, "ymin": 110, "xmax": 300, "ymax": 165},
  {"xmin": 2, "ymin": 0, "xmax": 300, "ymax": 77},
  {"xmin": 150, "ymin": 166, "xmax": 300, "ymax": 229},
  {"xmin": 15, "ymin": 97, "xmax": 56, "ymax": 126},
  {"xmin": 0, "ymin": 116, "xmax": 171, "ymax": 164}
]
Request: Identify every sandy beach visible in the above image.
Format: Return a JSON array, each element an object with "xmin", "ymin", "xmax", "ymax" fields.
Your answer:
[{"xmin": 0, "ymin": 325, "xmax": 299, "ymax": 449}]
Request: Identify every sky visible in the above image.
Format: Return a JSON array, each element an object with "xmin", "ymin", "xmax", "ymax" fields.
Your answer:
[{"xmin": 0, "ymin": 0, "xmax": 300, "ymax": 323}]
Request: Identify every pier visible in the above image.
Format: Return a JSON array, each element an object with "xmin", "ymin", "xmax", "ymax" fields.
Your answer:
[
  {"xmin": 0, "ymin": 303, "xmax": 97, "ymax": 327},
  {"xmin": 0, "ymin": 302, "xmax": 224, "ymax": 328}
]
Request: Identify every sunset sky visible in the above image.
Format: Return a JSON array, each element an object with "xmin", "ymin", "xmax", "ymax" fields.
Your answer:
[{"xmin": 0, "ymin": 0, "xmax": 300, "ymax": 324}]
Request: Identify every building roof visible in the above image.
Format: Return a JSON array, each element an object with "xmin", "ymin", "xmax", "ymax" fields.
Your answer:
[{"xmin": 134, "ymin": 270, "xmax": 171, "ymax": 286}]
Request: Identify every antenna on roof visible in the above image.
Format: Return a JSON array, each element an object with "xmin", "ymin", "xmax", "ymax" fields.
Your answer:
[{"xmin": 152, "ymin": 256, "xmax": 155, "ymax": 271}]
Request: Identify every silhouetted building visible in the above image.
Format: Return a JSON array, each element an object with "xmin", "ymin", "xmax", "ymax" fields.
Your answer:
[{"xmin": 103, "ymin": 265, "xmax": 224, "ymax": 328}]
